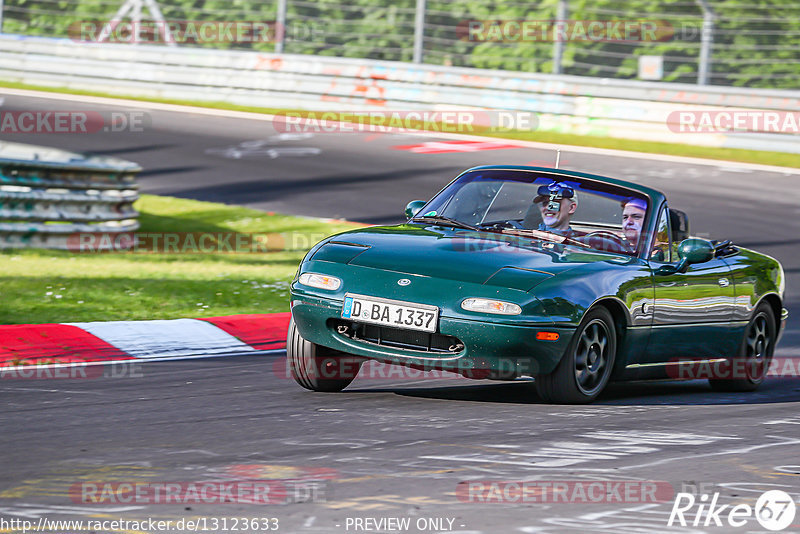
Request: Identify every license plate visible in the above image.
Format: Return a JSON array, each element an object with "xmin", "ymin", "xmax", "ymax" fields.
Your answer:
[{"xmin": 341, "ymin": 294, "xmax": 438, "ymax": 333}]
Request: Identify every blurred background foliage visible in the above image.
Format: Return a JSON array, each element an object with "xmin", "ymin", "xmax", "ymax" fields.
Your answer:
[{"xmin": 3, "ymin": 0, "xmax": 799, "ymax": 88}]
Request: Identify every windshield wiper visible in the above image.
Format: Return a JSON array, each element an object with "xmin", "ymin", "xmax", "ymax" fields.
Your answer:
[{"xmin": 410, "ymin": 215, "xmax": 479, "ymax": 231}]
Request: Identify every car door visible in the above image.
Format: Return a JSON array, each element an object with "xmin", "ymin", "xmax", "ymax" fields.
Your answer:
[{"xmin": 642, "ymin": 204, "xmax": 738, "ymax": 364}]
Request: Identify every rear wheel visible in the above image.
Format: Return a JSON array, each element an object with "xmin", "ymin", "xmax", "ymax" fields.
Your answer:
[
  {"xmin": 535, "ymin": 307, "xmax": 616, "ymax": 404},
  {"xmin": 709, "ymin": 303, "xmax": 775, "ymax": 392},
  {"xmin": 286, "ymin": 318, "xmax": 362, "ymax": 392}
]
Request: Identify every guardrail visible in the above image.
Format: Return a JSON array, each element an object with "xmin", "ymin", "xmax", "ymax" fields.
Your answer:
[
  {"xmin": 0, "ymin": 140, "xmax": 141, "ymax": 249},
  {"xmin": 1, "ymin": 34, "xmax": 799, "ymax": 154}
]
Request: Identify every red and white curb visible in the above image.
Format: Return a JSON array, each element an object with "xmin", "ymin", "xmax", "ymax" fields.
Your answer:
[{"xmin": 0, "ymin": 313, "xmax": 291, "ymax": 369}]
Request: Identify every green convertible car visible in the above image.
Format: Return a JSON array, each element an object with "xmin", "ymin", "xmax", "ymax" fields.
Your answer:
[{"xmin": 287, "ymin": 166, "xmax": 788, "ymax": 403}]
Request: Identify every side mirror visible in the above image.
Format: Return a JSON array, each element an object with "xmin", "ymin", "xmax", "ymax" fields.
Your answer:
[
  {"xmin": 654, "ymin": 238, "xmax": 714, "ymax": 275},
  {"xmin": 405, "ymin": 200, "xmax": 426, "ymax": 219},
  {"xmin": 677, "ymin": 238, "xmax": 715, "ymax": 265}
]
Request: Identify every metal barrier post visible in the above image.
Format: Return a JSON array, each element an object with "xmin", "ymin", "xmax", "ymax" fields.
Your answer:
[
  {"xmin": 552, "ymin": 0, "xmax": 567, "ymax": 75},
  {"xmin": 413, "ymin": 0, "xmax": 426, "ymax": 63},
  {"xmin": 697, "ymin": 0, "xmax": 715, "ymax": 85},
  {"xmin": 275, "ymin": 0, "xmax": 287, "ymax": 54}
]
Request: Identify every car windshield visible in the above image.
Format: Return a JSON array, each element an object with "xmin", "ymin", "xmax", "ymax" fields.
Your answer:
[{"xmin": 415, "ymin": 169, "xmax": 651, "ymax": 256}]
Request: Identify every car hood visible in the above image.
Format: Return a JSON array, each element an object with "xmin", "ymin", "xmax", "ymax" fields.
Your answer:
[{"xmin": 312, "ymin": 224, "xmax": 631, "ymax": 292}]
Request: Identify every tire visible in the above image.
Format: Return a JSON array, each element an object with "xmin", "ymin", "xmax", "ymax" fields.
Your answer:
[
  {"xmin": 709, "ymin": 303, "xmax": 775, "ymax": 392},
  {"xmin": 286, "ymin": 318, "xmax": 362, "ymax": 392},
  {"xmin": 535, "ymin": 307, "xmax": 617, "ymax": 404}
]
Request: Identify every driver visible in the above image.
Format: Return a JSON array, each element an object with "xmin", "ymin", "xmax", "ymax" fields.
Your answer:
[
  {"xmin": 533, "ymin": 181, "xmax": 578, "ymax": 236},
  {"xmin": 622, "ymin": 197, "xmax": 647, "ymax": 250}
]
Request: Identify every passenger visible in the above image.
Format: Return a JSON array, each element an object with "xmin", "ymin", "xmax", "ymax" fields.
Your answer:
[{"xmin": 622, "ymin": 197, "xmax": 647, "ymax": 250}]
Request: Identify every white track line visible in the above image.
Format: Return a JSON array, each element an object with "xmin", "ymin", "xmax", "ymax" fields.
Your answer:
[{"xmin": 4, "ymin": 87, "xmax": 800, "ymax": 175}]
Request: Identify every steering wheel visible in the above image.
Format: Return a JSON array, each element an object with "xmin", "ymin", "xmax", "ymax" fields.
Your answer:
[{"xmin": 584, "ymin": 231, "xmax": 633, "ymax": 253}]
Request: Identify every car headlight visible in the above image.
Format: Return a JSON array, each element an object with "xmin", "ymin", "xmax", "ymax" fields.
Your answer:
[
  {"xmin": 461, "ymin": 298, "xmax": 521, "ymax": 315},
  {"xmin": 298, "ymin": 273, "xmax": 342, "ymax": 291}
]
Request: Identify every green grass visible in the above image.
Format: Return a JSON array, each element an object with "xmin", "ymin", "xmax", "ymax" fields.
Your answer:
[
  {"xmin": 0, "ymin": 195, "xmax": 362, "ymax": 324},
  {"xmin": 481, "ymin": 130, "xmax": 800, "ymax": 169},
  {"xmin": 3, "ymin": 79, "xmax": 800, "ymax": 169}
]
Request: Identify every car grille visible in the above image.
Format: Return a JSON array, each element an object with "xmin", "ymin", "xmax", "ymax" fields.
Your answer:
[{"xmin": 334, "ymin": 321, "xmax": 464, "ymax": 354}]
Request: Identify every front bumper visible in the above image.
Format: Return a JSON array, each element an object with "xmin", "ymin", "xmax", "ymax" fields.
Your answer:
[{"xmin": 290, "ymin": 294, "xmax": 574, "ymax": 377}]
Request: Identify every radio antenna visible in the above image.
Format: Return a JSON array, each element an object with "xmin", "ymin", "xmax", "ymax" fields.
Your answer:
[{"xmin": 555, "ymin": 149, "xmax": 561, "ymax": 169}]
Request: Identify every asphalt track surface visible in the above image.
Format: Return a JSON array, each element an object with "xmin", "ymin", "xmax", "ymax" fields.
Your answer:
[{"xmin": 1, "ymin": 92, "xmax": 800, "ymax": 534}]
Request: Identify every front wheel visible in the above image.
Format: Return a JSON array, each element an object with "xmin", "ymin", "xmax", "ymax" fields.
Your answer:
[
  {"xmin": 709, "ymin": 303, "xmax": 775, "ymax": 392},
  {"xmin": 286, "ymin": 318, "xmax": 362, "ymax": 392},
  {"xmin": 535, "ymin": 307, "xmax": 617, "ymax": 404}
]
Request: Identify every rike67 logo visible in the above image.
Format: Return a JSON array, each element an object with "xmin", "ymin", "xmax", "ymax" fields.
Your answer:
[{"xmin": 668, "ymin": 490, "xmax": 796, "ymax": 531}]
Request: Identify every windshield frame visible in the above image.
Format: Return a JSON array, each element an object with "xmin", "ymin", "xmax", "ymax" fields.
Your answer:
[{"xmin": 412, "ymin": 167, "xmax": 659, "ymax": 259}]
